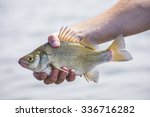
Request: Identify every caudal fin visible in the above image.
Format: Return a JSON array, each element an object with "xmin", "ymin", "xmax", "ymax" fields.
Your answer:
[{"xmin": 108, "ymin": 35, "xmax": 132, "ymax": 61}]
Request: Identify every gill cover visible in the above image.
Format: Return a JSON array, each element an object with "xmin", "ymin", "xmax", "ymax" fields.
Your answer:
[{"xmin": 28, "ymin": 53, "xmax": 40, "ymax": 69}]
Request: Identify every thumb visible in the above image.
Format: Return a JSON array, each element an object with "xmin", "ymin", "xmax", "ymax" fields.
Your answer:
[{"xmin": 48, "ymin": 33, "xmax": 60, "ymax": 48}]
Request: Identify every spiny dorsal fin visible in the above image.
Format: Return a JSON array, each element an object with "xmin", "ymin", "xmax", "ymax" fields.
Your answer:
[
  {"xmin": 84, "ymin": 70, "xmax": 99, "ymax": 83},
  {"xmin": 58, "ymin": 26, "xmax": 80, "ymax": 43},
  {"xmin": 58, "ymin": 26, "xmax": 98, "ymax": 50}
]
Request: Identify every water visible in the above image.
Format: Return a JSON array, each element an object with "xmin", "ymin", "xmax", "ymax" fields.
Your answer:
[{"xmin": 0, "ymin": 0, "xmax": 150, "ymax": 100}]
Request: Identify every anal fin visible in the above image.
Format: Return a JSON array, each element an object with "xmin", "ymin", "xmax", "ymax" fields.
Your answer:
[{"xmin": 84, "ymin": 70, "xmax": 99, "ymax": 83}]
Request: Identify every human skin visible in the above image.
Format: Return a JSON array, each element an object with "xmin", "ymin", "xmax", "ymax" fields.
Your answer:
[{"xmin": 33, "ymin": 0, "xmax": 150, "ymax": 84}]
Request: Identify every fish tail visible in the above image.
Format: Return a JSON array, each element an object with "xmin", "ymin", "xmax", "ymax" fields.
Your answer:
[{"xmin": 108, "ymin": 35, "xmax": 132, "ymax": 61}]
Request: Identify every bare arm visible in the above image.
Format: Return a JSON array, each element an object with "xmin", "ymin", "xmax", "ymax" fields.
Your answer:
[
  {"xmin": 34, "ymin": 0, "xmax": 150, "ymax": 84},
  {"xmin": 71, "ymin": 0, "xmax": 150, "ymax": 44}
]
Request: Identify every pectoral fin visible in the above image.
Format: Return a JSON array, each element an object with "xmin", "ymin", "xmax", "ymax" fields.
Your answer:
[{"xmin": 84, "ymin": 70, "xmax": 99, "ymax": 83}]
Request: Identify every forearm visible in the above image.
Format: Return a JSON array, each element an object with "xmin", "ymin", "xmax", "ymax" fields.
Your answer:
[{"xmin": 71, "ymin": 0, "xmax": 150, "ymax": 44}]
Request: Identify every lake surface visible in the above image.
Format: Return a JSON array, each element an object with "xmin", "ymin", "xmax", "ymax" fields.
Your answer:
[{"xmin": 0, "ymin": 0, "xmax": 150, "ymax": 100}]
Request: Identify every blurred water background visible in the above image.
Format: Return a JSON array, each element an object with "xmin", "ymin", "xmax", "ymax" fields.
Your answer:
[{"xmin": 0, "ymin": 0, "xmax": 150, "ymax": 100}]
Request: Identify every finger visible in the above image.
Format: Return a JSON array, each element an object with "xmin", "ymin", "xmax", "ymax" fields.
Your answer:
[
  {"xmin": 66, "ymin": 69, "xmax": 76, "ymax": 82},
  {"xmin": 55, "ymin": 67, "xmax": 68, "ymax": 84},
  {"xmin": 33, "ymin": 72, "xmax": 48, "ymax": 81},
  {"xmin": 44, "ymin": 68, "xmax": 59, "ymax": 84},
  {"xmin": 48, "ymin": 35, "xmax": 60, "ymax": 48}
]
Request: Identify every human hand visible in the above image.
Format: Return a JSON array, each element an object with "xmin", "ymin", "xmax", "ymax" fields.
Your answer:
[{"xmin": 33, "ymin": 34, "xmax": 76, "ymax": 84}]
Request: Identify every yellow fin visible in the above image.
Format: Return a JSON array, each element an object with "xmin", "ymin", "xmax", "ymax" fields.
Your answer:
[
  {"xmin": 58, "ymin": 26, "xmax": 80, "ymax": 43},
  {"xmin": 84, "ymin": 70, "xmax": 99, "ymax": 83},
  {"xmin": 58, "ymin": 26, "xmax": 98, "ymax": 50},
  {"xmin": 108, "ymin": 34, "xmax": 132, "ymax": 61}
]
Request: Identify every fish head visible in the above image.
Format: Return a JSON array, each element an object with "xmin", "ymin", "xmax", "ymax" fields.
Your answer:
[{"xmin": 18, "ymin": 50, "xmax": 49, "ymax": 72}]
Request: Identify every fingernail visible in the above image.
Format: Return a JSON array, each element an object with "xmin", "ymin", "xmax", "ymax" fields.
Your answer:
[
  {"xmin": 70, "ymin": 69, "xmax": 75, "ymax": 76},
  {"xmin": 62, "ymin": 66, "xmax": 68, "ymax": 71},
  {"xmin": 49, "ymin": 40, "xmax": 60, "ymax": 47},
  {"xmin": 52, "ymin": 41, "xmax": 60, "ymax": 47},
  {"xmin": 41, "ymin": 74, "xmax": 47, "ymax": 79}
]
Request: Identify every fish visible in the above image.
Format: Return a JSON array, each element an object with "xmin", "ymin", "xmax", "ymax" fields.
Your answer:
[{"xmin": 18, "ymin": 26, "xmax": 132, "ymax": 83}]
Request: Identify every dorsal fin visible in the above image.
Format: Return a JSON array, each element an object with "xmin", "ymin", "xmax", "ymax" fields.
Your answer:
[
  {"xmin": 58, "ymin": 26, "xmax": 98, "ymax": 50},
  {"xmin": 80, "ymin": 34, "xmax": 98, "ymax": 50},
  {"xmin": 58, "ymin": 26, "xmax": 80, "ymax": 43}
]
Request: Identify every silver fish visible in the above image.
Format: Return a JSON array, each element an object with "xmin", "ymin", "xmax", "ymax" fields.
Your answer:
[{"xmin": 18, "ymin": 27, "xmax": 132, "ymax": 82}]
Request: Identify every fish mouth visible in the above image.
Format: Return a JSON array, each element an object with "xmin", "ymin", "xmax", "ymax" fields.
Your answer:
[{"xmin": 18, "ymin": 58, "xmax": 29, "ymax": 68}]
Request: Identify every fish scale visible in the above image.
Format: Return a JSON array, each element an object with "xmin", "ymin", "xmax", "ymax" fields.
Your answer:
[{"xmin": 48, "ymin": 42, "xmax": 95, "ymax": 74}]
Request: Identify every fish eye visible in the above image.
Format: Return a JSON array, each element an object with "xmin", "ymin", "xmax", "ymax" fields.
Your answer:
[{"xmin": 27, "ymin": 57, "xmax": 34, "ymax": 62}]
